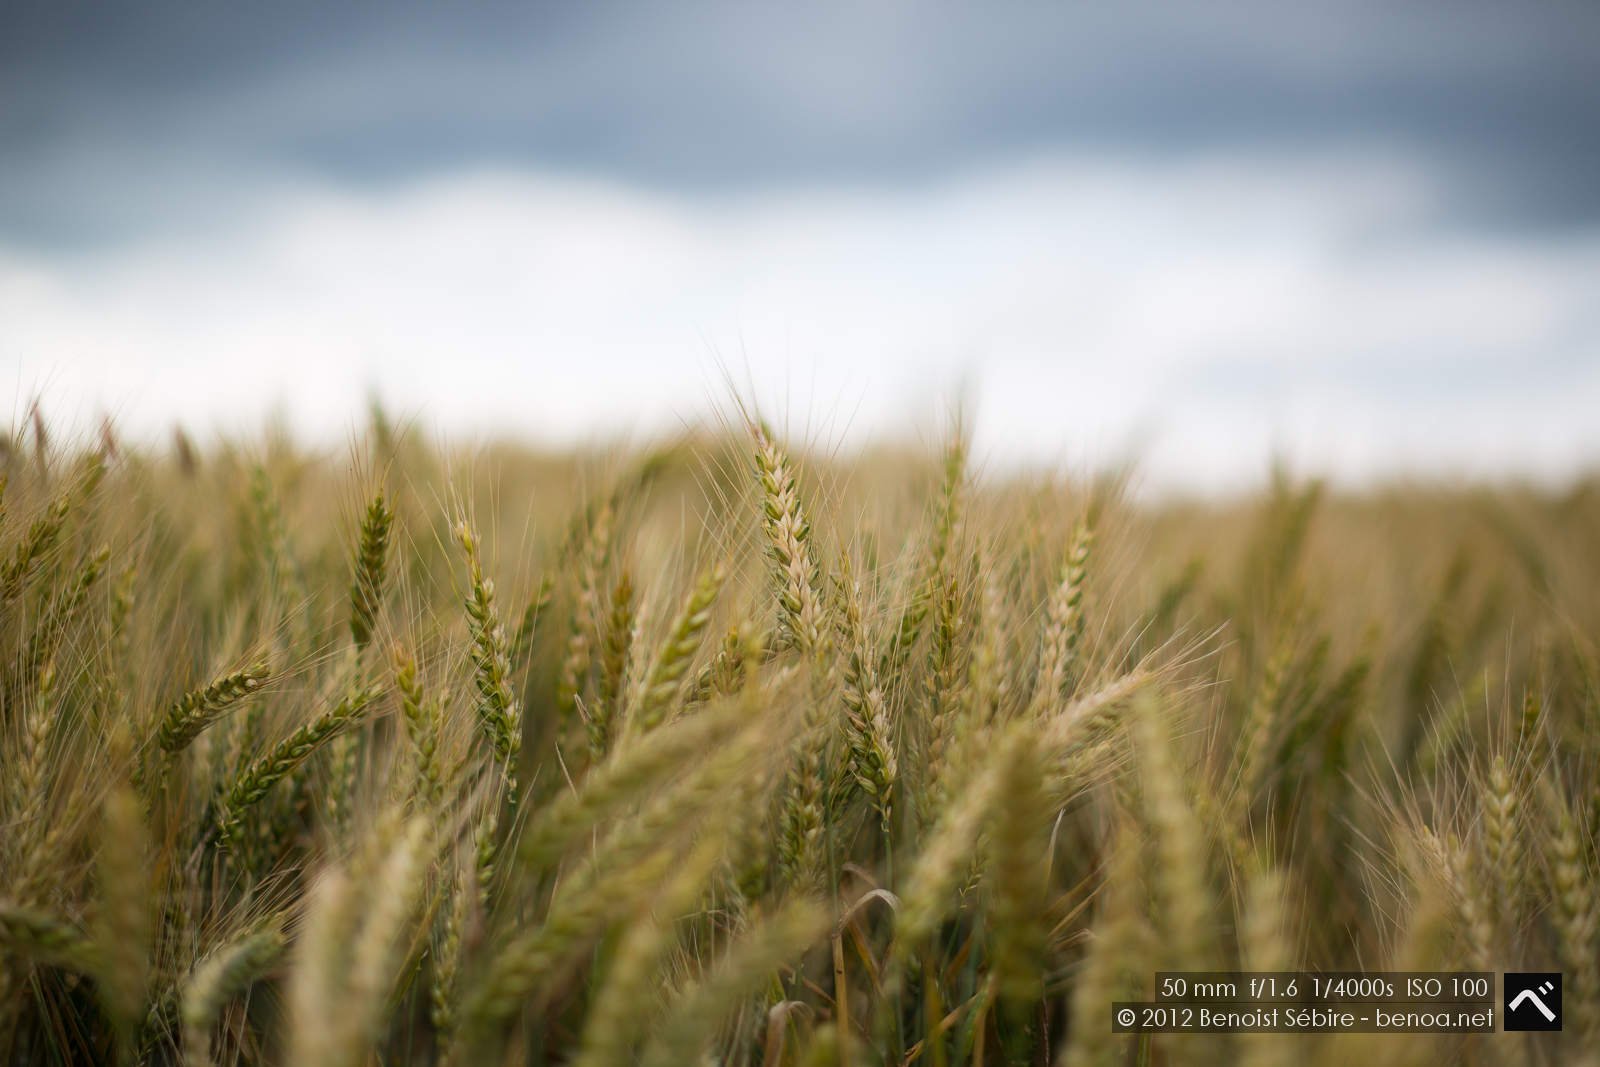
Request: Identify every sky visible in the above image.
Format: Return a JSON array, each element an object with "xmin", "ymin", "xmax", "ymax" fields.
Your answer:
[{"xmin": 3, "ymin": 1, "xmax": 1599, "ymax": 491}]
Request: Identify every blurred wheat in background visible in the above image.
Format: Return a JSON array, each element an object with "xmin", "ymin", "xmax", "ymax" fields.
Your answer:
[{"xmin": 0, "ymin": 404, "xmax": 1596, "ymax": 1066}]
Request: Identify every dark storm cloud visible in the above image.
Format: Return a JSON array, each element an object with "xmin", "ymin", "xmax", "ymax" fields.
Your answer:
[{"xmin": 3, "ymin": 1, "xmax": 1598, "ymax": 246}]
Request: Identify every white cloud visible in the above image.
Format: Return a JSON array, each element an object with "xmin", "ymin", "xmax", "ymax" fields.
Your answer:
[{"xmin": 3, "ymin": 149, "xmax": 1599, "ymax": 492}]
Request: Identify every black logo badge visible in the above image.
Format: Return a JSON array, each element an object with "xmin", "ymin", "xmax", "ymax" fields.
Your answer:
[{"xmin": 1504, "ymin": 973, "xmax": 1561, "ymax": 1031}]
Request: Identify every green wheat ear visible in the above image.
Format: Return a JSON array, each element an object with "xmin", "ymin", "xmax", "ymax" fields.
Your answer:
[
  {"xmin": 986, "ymin": 726, "xmax": 1051, "ymax": 1017},
  {"xmin": 835, "ymin": 560, "xmax": 897, "ymax": 836},
  {"xmin": 1239, "ymin": 863, "xmax": 1297, "ymax": 1067},
  {"xmin": 26, "ymin": 543, "xmax": 110, "ymax": 684},
  {"xmin": 93, "ymin": 774, "xmax": 154, "ymax": 1058},
  {"xmin": 349, "ymin": 490, "xmax": 394, "ymax": 651},
  {"xmin": 0, "ymin": 495, "xmax": 69, "ymax": 602},
  {"xmin": 1132, "ymin": 690, "xmax": 1215, "ymax": 971},
  {"xmin": 1541, "ymin": 775, "xmax": 1600, "ymax": 1047},
  {"xmin": 392, "ymin": 644, "xmax": 444, "ymax": 808},
  {"xmin": 1030, "ymin": 517, "xmax": 1093, "ymax": 717},
  {"xmin": 217, "ymin": 685, "xmax": 381, "ymax": 847},
  {"xmin": 1, "ymin": 898, "xmax": 88, "ymax": 961},
  {"xmin": 157, "ymin": 663, "xmax": 271, "ymax": 755},
  {"xmin": 457, "ymin": 519, "xmax": 522, "ymax": 794},
  {"xmin": 751, "ymin": 420, "xmax": 827, "ymax": 658},
  {"xmin": 590, "ymin": 568, "xmax": 636, "ymax": 758},
  {"xmin": 182, "ymin": 925, "xmax": 286, "ymax": 1067},
  {"xmin": 624, "ymin": 560, "xmax": 725, "ymax": 740},
  {"xmin": 558, "ymin": 499, "xmax": 616, "ymax": 725}
]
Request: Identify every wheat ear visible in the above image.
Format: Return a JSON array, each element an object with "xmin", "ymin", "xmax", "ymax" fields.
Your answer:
[
  {"xmin": 348, "ymin": 490, "xmax": 393, "ymax": 651},
  {"xmin": 457, "ymin": 520, "xmax": 522, "ymax": 793},
  {"xmin": 625, "ymin": 561, "xmax": 725, "ymax": 739},
  {"xmin": 217, "ymin": 685, "xmax": 381, "ymax": 846},
  {"xmin": 157, "ymin": 664, "xmax": 271, "ymax": 755},
  {"xmin": 181, "ymin": 926, "xmax": 285, "ymax": 1067}
]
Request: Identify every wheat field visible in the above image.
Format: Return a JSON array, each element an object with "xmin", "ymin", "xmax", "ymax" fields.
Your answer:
[{"xmin": 0, "ymin": 405, "xmax": 1596, "ymax": 1066}]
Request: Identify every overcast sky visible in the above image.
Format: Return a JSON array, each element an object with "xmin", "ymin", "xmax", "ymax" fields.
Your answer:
[{"xmin": 4, "ymin": 1, "xmax": 1599, "ymax": 490}]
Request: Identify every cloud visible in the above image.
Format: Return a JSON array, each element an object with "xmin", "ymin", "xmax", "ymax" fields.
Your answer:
[
  {"xmin": 5, "ymin": 150, "xmax": 1599, "ymax": 490},
  {"xmin": 4, "ymin": 2, "xmax": 1600, "ymax": 248}
]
